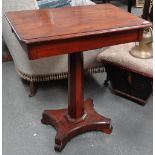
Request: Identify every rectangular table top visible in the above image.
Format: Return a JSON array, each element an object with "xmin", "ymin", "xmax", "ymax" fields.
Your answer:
[{"xmin": 5, "ymin": 4, "xmax": 151, "ymax": 44}]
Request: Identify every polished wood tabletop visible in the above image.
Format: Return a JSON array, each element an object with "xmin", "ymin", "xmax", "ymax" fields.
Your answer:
[
  {"xmin": 6, "ymin": 4, "xmax": 150, "ymax": 43},
  {"xmin": 5, "ymin": 4, "xmax": 151, "ymax": 60},
  {"xmin": 5, "ymin": 4, "xmax": 151, "ymax": 152}
]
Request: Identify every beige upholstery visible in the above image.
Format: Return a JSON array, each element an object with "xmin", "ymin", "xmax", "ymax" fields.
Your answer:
[
  {"xmin": 2, "ymin": 0, "xmax": 103, "ymax": 82},
  {"xmin": 71, "ymin": 0, "xmax": 95, "ymax": 6},
  {"xmin": 97, "ymin": 43, "xmax": 153, "ymax": 78}
]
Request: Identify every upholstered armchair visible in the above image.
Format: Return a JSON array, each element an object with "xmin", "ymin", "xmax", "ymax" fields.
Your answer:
[{"xmin": 2, "ymin": 0, "xmax": 104, "ymax": 96}]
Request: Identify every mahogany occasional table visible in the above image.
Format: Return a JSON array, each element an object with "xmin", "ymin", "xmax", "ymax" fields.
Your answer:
[{"xmin": 5, "ymin": 4, "xmax": 151, "ymax": 152}]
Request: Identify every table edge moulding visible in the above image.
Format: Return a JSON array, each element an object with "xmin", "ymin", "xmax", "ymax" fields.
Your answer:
[{"xmin": 5, "ymin": 4, "xmax": 151, "ymax": 152}]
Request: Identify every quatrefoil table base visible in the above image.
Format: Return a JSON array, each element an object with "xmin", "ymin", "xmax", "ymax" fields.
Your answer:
[{"xmin": 41, "ymin": 98, "xmax": 112, "ymax": 152}]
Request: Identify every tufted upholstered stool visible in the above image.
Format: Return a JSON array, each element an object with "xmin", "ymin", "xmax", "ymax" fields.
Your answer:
[{"xmin": 97, "ymin": 43, "xmax": 153, "ymax": 105}]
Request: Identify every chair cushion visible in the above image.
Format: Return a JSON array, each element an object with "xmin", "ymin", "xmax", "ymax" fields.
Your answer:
[
  {"xmin": 97, "ymin": 43, "xmax": 153, "ymax": 77},
  {"xmin": 2, "ymin": 0, "xmax": 38, "ymax": 13},
  {"xmin": 70, "ymin": 0, "xmax": 95, "ymax": 6},
  {"xmin": 38, "ymin": 0, "xmax": 71, "ymax": 8}
]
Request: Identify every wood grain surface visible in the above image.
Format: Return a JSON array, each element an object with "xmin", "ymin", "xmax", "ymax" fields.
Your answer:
[{"xmin": 5, "ymin": 4, "xmax": 151, "ymax": 44}]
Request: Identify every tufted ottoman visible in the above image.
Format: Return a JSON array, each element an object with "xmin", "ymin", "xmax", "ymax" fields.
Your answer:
[{"xmin": 97, "ymin": 43, "xmax": 153, "ymax": 105}]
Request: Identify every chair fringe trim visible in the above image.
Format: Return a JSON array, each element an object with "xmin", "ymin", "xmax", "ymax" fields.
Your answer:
[{"xmin": 16, "ymin": 66, "xmax": 105, "ymax": 82}]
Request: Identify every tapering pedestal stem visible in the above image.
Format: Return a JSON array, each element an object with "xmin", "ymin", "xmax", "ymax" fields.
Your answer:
[{"xmin": 41, "ymin": 52, "xmax": 112, "ymax": 152}]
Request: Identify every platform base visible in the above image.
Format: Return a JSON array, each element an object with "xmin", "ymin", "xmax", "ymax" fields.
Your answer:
[{"xmin": 41, "ymin": 98, "xmax": 112, "ymax": 151}]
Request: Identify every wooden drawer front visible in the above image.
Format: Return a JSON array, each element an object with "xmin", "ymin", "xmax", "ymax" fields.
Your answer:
[{"xmin": 28, "ymin": 29, "xmax": 142, "ymax": 60}]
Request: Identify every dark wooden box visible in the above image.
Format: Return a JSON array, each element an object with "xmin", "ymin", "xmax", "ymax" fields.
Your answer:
[{"xmin": 104, "ymin": 63, "xmax": 153, "ymax": 105}]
